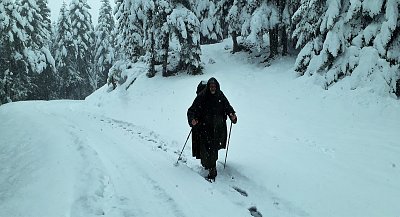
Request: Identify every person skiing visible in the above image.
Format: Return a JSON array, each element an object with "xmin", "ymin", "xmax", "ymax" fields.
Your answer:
[{"xmin": 187, "ymin": 77, "xmax": 237, "ymax": 181}]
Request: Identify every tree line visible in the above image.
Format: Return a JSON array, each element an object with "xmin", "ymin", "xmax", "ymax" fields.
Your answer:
[
  {"xmin": 1, "ymin": 0, "xmax": 399, "ymax": 105},
  {"xmin": 0, "ymin": 0, "xmax": 112, "ymax": 104}
]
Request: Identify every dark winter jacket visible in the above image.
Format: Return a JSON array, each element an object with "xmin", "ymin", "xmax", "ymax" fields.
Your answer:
[{"xmin": 187, "ymin": 78, "xmax": 236, "ymax": 163}]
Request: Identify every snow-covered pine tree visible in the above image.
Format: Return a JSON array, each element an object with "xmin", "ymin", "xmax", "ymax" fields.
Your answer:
[
  {"xmin": 372, "ymin": 0, "xmax": 400, "ymax": 96},
  {"xmin": 19, "ymin": 0, "xmax": 58, "ymax": 100},
  {"xmin": 293, "ymin": 0, "xmax": 400, "ymax": 96},
  {"xmin": 54, "ymin": 1, "xmax": 79, "ymax": 99},
  {"xmin": 0, "ymin": 0, "xmax": 32, "ymax": 104},
  {"xmin": 113, "ymin": 0, "xmax": 126, "ymax": 59},
  {"xmin": 382, "ymin": 0, "xmax": 400, "ymax": 69},
  {"xmin": 94, "ymin": 0, "xmax": 115, "ymax": 88},
  {"xmin": 40, "ymin": 4, "xmax": 56, "ymax": 90},
  {"xmin": 142, "ymin": 1, "xmax": 157, "ymax": 77},
  {"xmin": 37, "ymin": 0, "xmax": 52, "ymax": 47},
  {"xmin": 144, "ymin": 0, "xmax": 172, "ymax": 77},
  {"xmin": 172, "ymin": 0, "xmax": 191, "ymax": 9},
  {"xmin": 349, "ymin": 0, "xmax": 400, "ymax": 96},
  {"xmin": 240, "ymin": 0, "xmax": 281, "ymax": 57},
  {"xmin": 227, "ymin": 0, "xmax": 248, "ymax": 52},
  {"xmin": 69, "ymin": 0, "xmax": 95, "ymax": 99},
  {"xmin": 292, "ymin": 0, "xmax": 328, "ymax": 74},
  {"xmin": 19, "ymin": 0, "xmax": 46, "ymax": 50},
  {"xmin": 214, "ymin": 0, "xmax": 235, "ymax": 39},
  {"xmin": 167, "ymin": 2, "xmax": 202, "ymax": 75},
  {"xmin": 110, "ymin": 0, "xmax": 146, "ymax": 86},
  {"xmin": 191, "ymin": 0, "xmax": 222, "ymax": 44},
  {"xmin": 43, "ymin": 1, "xmax": 57, "ymax": 57},
  {"xmin": 282, "ymin": 0, "xmax": 301, "ymax": 55},
  {"xmin": 268, "ymin": 0, "xmax": 299, "ymax": 57},
  {"xmin": 49, "ymin": 22, "xmax": 57, "ymax": 57},
  {"xmin": 116, "ymin": 0, "xmax": 146, "ymax": 61},
  {"xmin": 384, "ymin": 1, "xmax": 400, "ymax": 96},
  {"xmin": 155, "ymin": 0, "xmax": 172, "ymax": 77},
  {"xmin": 227, "ymin": 0, "xmax": 296, "ymax": 59}
]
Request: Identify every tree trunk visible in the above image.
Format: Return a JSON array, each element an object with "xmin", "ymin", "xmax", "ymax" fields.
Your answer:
[
  {"xmin": 269, "ymin": 27, "xmax": 279, "ymax": 58},
  {"xmin": 231, "ymin": 31, "xmax": 240, "ymax": 53},
  {"xmin": 147, "ymin": 11, "xmax": 156, "ymax": 78},
  {"xmin": 277, "ymin": 0, "xmax": 287, "ymax": 56},
  {"xmin": 281, "ymin": 27, "xmax": 288, "ymax": 56},
  {"xmin": 147, "ymin": 31, "xmax": 156, "ymax": 78},
  {"xmin": 162, "ymin": 32, "xmax": 170, "ymax": 77}
]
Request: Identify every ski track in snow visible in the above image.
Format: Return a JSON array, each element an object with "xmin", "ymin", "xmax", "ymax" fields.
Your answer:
[
  {"xmin": 0, "ymin": 100, "xmax": 310, "ymax": 217},
  {"xmin": 57, "ymin": 111, "xmax": 189, "ymax": 217},
  {"xmin": 84, "ymin": 112, "xmax": 310, "ymax": 217}
]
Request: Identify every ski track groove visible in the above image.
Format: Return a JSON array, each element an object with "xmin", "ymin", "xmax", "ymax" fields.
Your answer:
[
  {"xmin": 62, "ymin": 113, "xmax": 189, "ymax": 217},
  {"xmin": 65, "ymin": 125, "xmax": 114, "ymax": 216},
  {"xmin": 90, "ymin": 114, "xmax": 310, "ymax": 217}
]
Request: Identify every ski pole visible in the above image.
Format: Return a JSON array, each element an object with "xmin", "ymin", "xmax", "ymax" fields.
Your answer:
[
  {"xmin": 176, "ymin": 129, "xmax": 192, "ymax": 164},
  {"xmin": 224, "ymin": 121, "xmax": 233, "ymax": 169}
]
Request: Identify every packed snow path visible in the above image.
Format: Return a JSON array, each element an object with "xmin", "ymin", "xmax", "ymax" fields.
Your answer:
[{"xmin": 0, "ymin": 101, "xmax": 305, "ymax": 217}]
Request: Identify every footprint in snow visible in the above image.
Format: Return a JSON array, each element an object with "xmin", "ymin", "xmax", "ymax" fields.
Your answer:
[
  {"xmin": 232, "ymin": 186, "xmax": 248, "ymax": 197},
  {"xmin": 248, "ymin": 206, "xmax": 262, "ymax": 217}
]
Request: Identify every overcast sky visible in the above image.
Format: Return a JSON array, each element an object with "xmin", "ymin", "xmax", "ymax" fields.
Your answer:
[{"xmin": 48, "ymin": 0, "xmax": 115, "ymax": 26}]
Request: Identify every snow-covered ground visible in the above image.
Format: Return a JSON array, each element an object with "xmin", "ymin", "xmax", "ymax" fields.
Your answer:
[{"xmin": 1, "ymin": 40, "xmax": 399, "ymax": 217}]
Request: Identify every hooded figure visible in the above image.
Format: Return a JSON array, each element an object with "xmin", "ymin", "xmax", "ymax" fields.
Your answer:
[{"xmin": 187, "ymin": 77, "xmax": 237, "ymax": 180}]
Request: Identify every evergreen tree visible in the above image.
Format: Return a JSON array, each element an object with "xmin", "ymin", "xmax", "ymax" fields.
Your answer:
[
  {"xmin": 241, "ymin": 0, "xmax": 280, "ymax": 57},
  {"xmin": 0, "ymin": 0, "xmax": 32, "ymax": 104},
  {"xmin": 144, "ymin": 0, "xmax": 172, "ymax": 77},
  {"xmin": 114, "ymin": 0, "xmax": 145, "ymax": 61},
  {"xmin": 114, "ymin": 0, "xmax": 172, "ymax": 78},
  {"xmin": 283, "ymin": 0, "xmax": 301, "ymax": 55},
  {"xmin": 167, "ymin": 3, "xmax": 202, "ymax": 75},
  {"xmin": 266, "ymin": 0, "xmax": 299, "ymax": 57},
  {"xmin": 227, "ymin": 0, "xmax": 248, "ymax": 52},
  {"xmin": 156, "ymin": 0, "xmax": 173, "ymax": 77},
  {"xmin": 54, "ymin": 1, "xmax": 78, "ymax": 99},
  {"xmin": 191, "ymin": 0, "xmax": 222, "ymax": 44},
  {"xmin": 69, "ymin": 0, "xmax": 95, "ymax": 99},
  {"xmin": 20, "ymin": 0, "xmax": 58, "ymax": 100},
  {"xmin": 18, "ymin": 0, "xmax": 49, "ymax": 73},
  {"xmin": 292, "ymin": 0, "xmax": 325, "ymax": 53},
  {"xmin": 144, "ymin": 1, "xmax": 158, "ymax": 77},
  {"xmin": 214, "ymin": 0, "xmax": 234, "ymax": 39},
  {"xmin": 172, "ymin": 0, "xmax": 191, "ymax": 9},
  {"xmin": 227, "ymin": 0, "xmax": 296, "ymax": 59},
  {"xmin": 113, "ymin": 0, "xmax": 201, "ymax": 77},
  {"xmin": 49, "ymin": 22, "xmax": 57, "ymax": 56},
  {"xmin": 293, "ymin": 0, "xmax": 400, "ymax": 96},
  {"xmin": 94, "ymin": 0, "xmax": 115, "ymax": 88},
  {"xmin": 37, "ymin": 0, "xmax": 52, "ymax": 47},
  {"xmin": 113, "ymin": 0, "xmax": 125, "ymax": 59}
]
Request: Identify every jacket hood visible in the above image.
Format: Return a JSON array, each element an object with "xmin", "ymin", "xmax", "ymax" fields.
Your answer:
[{"xmin": 207, "ymin": 77, "xmax": 220, "ymax": 93}]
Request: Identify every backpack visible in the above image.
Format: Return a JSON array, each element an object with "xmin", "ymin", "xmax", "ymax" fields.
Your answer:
[{"xmin": 196, "ymin": 80, "xmax": 207, "ymax": 94}]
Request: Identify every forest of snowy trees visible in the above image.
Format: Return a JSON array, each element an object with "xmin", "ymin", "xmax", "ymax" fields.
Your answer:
[{"xmin": 1, "ymin": 0, "xmax": 399, "ymax": 105}]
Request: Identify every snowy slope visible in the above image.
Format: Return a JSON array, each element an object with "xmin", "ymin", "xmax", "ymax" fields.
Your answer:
[{"xmin": 1, "ymin": 40, "xmax": 399, "ymax": 217}]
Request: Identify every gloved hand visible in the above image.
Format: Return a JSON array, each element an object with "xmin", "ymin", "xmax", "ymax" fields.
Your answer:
[
  {"xmin": 229, "ymin": 113, "xmax": 237, "ymax": 124},
  {"xmin": 191, "ymin": 119, "xmax": 198, "ymax": 126}
]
